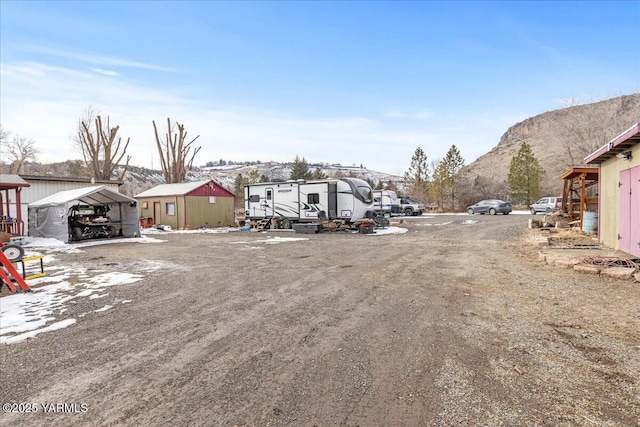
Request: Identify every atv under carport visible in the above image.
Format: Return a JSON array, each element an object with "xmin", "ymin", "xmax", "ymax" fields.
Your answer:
[{"xmin": 68, "ymin": 204, "xmax": 118, "ymax": 242}]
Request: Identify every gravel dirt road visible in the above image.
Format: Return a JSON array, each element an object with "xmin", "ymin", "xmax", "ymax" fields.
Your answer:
[{"xmin": 1, "ymin": 214, "xmax": 639, "ymax": 426}]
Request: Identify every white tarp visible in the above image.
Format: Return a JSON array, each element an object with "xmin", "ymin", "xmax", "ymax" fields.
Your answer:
[{"xmin": 28, "ymin": 186, "xmax": 140, "ymax": 243}]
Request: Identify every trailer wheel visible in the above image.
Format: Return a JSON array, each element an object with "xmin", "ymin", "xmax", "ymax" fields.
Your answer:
[
  {"xmin": 1, "ymin": 244, "xmax": 25, "ymax": 262},
  {"xmin": 72, "ymin": 227, "xmax": 84, "ymax": 241},
  {"xmin": 282, "ymin": 219, "xmax": 292, "ymax": 229},
  {"xmin": 107, "ymin": 225, "xmax": 117, "ymax": 238}
]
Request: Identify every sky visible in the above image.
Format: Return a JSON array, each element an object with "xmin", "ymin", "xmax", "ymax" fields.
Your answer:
[{"xmin": 1, "ymin": 1, "xmax": 638, "ymax": 176}]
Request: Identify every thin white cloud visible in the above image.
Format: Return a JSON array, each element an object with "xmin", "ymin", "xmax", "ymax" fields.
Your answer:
[
  {"xmin": 0, "ymin": 58, "xmax": 510, "ymax": 175},
  {"xmin": 14, "ymin": 43, "xmax": 180, "ymax": 73},
  {"xmin": 90, "ymin": 68, "xmax": 120, "ymax": 77}
]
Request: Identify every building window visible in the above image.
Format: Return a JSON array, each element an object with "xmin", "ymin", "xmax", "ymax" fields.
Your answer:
[
  {"xmin": 166, "ymin": 202, "xmax": 176, "ymax": 216},
  {"xmin": 308, "ymin": 193, "xmax": 320, "ymax": 204},
  {"xmin": 209, "ymin": 196, "xmax": 216, "ymax": 204},
  {"xmin": 142, "ymin": 201, "xmax": 148, "ymax": 209}
]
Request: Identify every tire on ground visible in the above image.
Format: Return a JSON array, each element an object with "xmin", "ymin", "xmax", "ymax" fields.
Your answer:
[{"xmin": 1, "ymin": 244, "xmax": 25, "ymax": 262}]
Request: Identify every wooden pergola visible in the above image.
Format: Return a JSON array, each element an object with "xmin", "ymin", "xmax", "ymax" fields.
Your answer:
[
  {"xmin": 560, "ymin": 167, "xmax": 599, "ymax": 226},
  {"xmin": 0, "ymin": 174, "xmax": 30, "ymax": 237}
]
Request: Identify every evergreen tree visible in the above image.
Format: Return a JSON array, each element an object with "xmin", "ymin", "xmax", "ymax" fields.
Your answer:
[
  {"xmin": 440, "ymin": 144, "xmax": 466, "ymax": 210},
  {"xmin": 311, "ymin": 167, "xmax": 328, "ymax": 180},
  {"xmin": 507, "ymin": 141, "xmax": 546, "ymax": 205},
  {"xmin": 403, "ymin": 147, "xmax": 430, "ymax": 200},
  {"xmin": 429, "ymin": 160, "xmax": 448, "ymax": 209},
  {"xmin": 289, "ymin": 155, "xmax": 313, "ymax": 180},
  {"xmin": 234, "ymin": 173, "xmax": 246, "ymax": 197}
]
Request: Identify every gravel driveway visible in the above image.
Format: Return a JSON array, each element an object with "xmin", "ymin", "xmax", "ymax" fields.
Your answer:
[{"xmin": 1, "ymin": 214, "xmax": 638, "ymax": 426}]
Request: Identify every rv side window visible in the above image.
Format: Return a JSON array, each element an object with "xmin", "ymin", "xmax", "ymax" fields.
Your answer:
[
  {"xmin": 266, "ymin": 190, "xmax": 272, "ymax": 201},
  {"xmin": 308, "ymin": 193, "xmax": 320, "ymax": 204},
  {"xmin": 249, "ymin": 195, "xmax": 260, "ymax": 203}
]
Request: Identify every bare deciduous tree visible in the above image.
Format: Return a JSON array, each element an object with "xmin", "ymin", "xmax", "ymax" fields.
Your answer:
[
  {"xmin": 0, "ymin": 126, "xmax": 9, "ymax": 145},
  {"xmin": 550, "ymin": 95, "xmax": 640, "ymax": 168},
  {"xmin": 1, "ymin": 134, "xmax": 39, "ymax": 174},
  {"xmin": 152, "ymin": 118, "xmax": 201, "ymax": 184},
  {"xmin": 0, "ymin": 126, "xmax": 10, "ymax": 170},
  {"xmin": 76, "ymin": 107, "xmax": 131, "ymax": 181}
]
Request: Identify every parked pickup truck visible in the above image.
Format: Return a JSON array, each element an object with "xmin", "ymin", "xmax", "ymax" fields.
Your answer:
[
  {"xmin": 373, "ymin": 190, "xmax": 425, "ymax": 216},
  {"xmin": 398, "ymin": 196, "xmax": 425, "ymax": 216}
]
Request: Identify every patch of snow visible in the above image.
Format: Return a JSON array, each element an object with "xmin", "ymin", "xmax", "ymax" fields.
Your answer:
[
  {"xmin": 371, "ymin": 227, "xmax": 409, "ymax": 235},
  {"xmin": 94, "ymin": 305, "xmax": 113, "ymax": 313},
  {"xmin": 229, "ymin": 236, "xmax": 309, "ymax": 245},
  {"xmin": 22, "ymin": 237, "xmax": 67, "ymax": 248},
  {"xmin": 1, "ymin": 319, "xmax": 77, "ymax": 344},
  {"xmin": 141, "ymin": 226, "xmax": 240, "ymax": 235},
  {"xmin": 1, "ymin": 268, "xmax": 145, "ymax": 345},
  {"xmin": 75, "ymin": 289, "xmax": 95, "ymax": 297},
  {"xmin": 86, "ymin": 272, "xmax": 143, "ymax": 289},
  {"xmin": 263, "ymin": 236, "xmax": 309, "ymax": 244}
]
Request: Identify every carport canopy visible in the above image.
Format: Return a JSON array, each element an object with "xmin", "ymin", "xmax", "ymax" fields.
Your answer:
[
  {"xmin": 28, "ymin": 185, "xmax": 140, "ymax": 242},
  {"xmin": 29, "ymin": 185, "xmax": 136, "ymax": 207}
]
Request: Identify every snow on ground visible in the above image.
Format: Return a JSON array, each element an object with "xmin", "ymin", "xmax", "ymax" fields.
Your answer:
[
  {"xmin": 23, "ymin": 235, "xmax": 166, "ymax": 254},
  {"xmin": 229, "ymin": 236, "xmax": 310, "ymax": 245},
  {"xmin": 141, "ymin": 227, "xmax": 240, "ymax": 235},
  {"xmin": 1, "ymin": 235, "xmax": 165, "ymax": 345},
  {"xmin": 371, "ymin": 226, "xmax": 408, "ymax": 235},
  {"xmin": 0, "ymin": 261, "xmax": 148, "ymax": 344}
]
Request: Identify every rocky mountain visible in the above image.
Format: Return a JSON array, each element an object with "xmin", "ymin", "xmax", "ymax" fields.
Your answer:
[{"xmin": 465, "ymin": 93, "xmax": 640, "ymax": 193}]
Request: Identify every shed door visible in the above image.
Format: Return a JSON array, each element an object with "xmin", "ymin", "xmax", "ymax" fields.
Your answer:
[
  {"xmin": 153, "ymin": 202, "xmax": 161, "ymax": 225},
  {"xmin": 619, "ymin": 166, "xmax": 640, "ymax": 257}
]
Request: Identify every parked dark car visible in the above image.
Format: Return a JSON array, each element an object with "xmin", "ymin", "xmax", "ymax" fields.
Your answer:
[{"xmin": 467, "ymin": 199, "xmax": 512, "ymax": 215}]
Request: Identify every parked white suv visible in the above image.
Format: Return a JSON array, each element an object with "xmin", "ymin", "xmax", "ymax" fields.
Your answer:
[{"xmin": 530, "ymin": 197, "xmax": 562, "ymax": 214}]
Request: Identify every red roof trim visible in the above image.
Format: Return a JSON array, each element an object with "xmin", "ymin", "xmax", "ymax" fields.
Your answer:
[{"xmin": 185, "ymin": 180, "xmax": 236, "ymax": 198}]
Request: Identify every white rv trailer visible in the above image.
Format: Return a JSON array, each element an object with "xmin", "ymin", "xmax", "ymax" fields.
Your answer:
[{"xmin": 244, "ymin": 178, "xmax": 374, "ymax": 227}]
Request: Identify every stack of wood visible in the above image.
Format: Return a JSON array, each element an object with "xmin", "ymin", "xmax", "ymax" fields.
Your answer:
[{"xmin": 528, "ymin": 212, "xmax": 570, "ymax": 229}]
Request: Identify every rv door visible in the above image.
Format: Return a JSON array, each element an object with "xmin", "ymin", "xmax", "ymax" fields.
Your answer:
[{"xmin": 262, "ymin": 188, "xmax": 275, "ymax": 217}]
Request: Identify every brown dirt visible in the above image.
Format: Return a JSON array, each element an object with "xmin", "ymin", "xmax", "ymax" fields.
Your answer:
[{"xmin": 1, "ymin": 214, "xmax": 639, "ymax": 426}]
